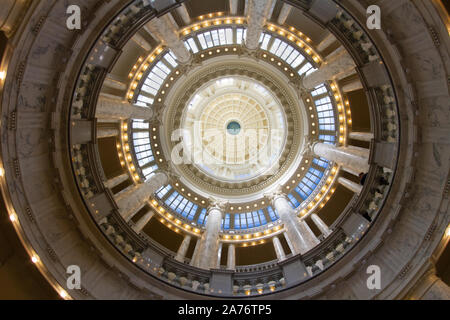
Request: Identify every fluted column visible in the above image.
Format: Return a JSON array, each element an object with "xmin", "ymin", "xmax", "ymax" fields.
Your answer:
[
  {"xmin": 227, "ymin": 244, "xmax": 235, "ymax": 270},
  {"xmin": 268, "ymin": 191, "xmax": 316, "ymax": 254},
  {"xmin": 104, "ymin": 173, "xmax": 128, "ymax": 189},
  {"xmin": 303, "ymin": 47, "xmax": 356, "ymax": 89},
  {"xmin": 96, "ymin": 95, "xmax": 153, "ymax": 120},
  {"xmin": 349, "ymin": 132, "xmax": 374, "ymax": 142},
  {"xmin": 115, "ymin": 172, "xmax": 168, "ymax": 221},
  {"xmin": 176, "ymin": 3, "xmax": 191, "ymax": 24},
  {"xmin": 313, "ymin": 142, "xmax": 370, "ymax": 173},
  {"xmin": 195, "ymin": 200, "xmax": 227, "ymax": 269},
  {"xmin": 175, "ymin": 234, "xmax": 191, "ymax": 262},
  {"xmin": 310, "ymin": 213, "xmax": 332, "ymax": 237},
  {"xmin": 132, "ymin": 210, "xmax": 154, "ymax": 233},
  {"xmin": 338, "ymin": 177, "xmax": 363, "ymax": 194},
  {"xmin": 97, "ymin": 127, "xmax": 119, "ymax": 138},
  {"xmin": 145, "ymin": 14, "xmax": 191, "ymax": 63},
  {"xmin": 277, "ymin": 3, "xmax": 292, "ymax": 25},
  {"xmin": 245, "ymin": 0, "xmax": 274, "ymax": 50},
  {"xmin": 272, "ymin": 236, "xmax": 286, "ymax": 260}
]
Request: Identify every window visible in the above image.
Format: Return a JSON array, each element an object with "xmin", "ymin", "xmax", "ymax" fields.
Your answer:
[
  {"xmin": 313, "ymin": 157, "xmax": 329, "ymax": 168},
  {"xmin": 142, "ymin": 165, "xmax": 158, "ymax": 179},
  {"xmin": 164, "ymin": 51, "xmax": 178, "ymax": 67},
  {"xmin": 315, "ymin": 96, "xmax": 335, "ymax": 132},
  {"xmin": 267, "ymin": 206, "xmax": 279, "ymax": 221},
  {"xmin": 288, "ymin": 193, "xmax": 301, "ymax": 208},
  {"xmin": 311, "ymin": 84, "xmax": 327, "ymax": 96},
  {"xmin": 298, "ymin": 62, "xmax": 315, "ymax": 76},
  {"xmin": 132, "ymin": 119, "xmax": 149, "ymax": 129},
  {"xmin": 184, "ymin": 38, "xmax": 199, "ymax": 53},
  {"xmin": 197, "ymin": 208, "xmax": 207, "ymax": 226},
  {"xmin": 319, "ymin": 135, "xmax": 336, "ymax": 144},
  {"xmin": 138, "ymin": 50, "xmax": 178, "ymax": 103},
  {"xmin": 131, "ymin": 121, "xmax": 158, "ymax": 174},
  {"xmin": 156, "ymin": 185, "xmax": 172, "ymax": 199},
  {"xmin": 260, "ymin": 33, "xmax": 271, "ymax": 50},
  {"xmin": 295, "ymin": 167, "xmax": 325, "ymax": 200},
  {"xmin": 222, "ymin": 213, "xmax": 230, "ymax": 229}
]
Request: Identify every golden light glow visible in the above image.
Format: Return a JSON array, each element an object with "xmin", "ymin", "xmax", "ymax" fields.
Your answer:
[{"xmin": 59, "ymin": 290, "xmax": 68, "ymax": 299}]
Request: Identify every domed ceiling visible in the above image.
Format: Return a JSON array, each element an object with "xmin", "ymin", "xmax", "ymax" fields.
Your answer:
[{"xmin": 1, "ymin": 0, "xmax": 448, "ymax": 300}]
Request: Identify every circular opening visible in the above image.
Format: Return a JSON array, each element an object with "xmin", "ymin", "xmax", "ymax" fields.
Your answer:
[{"xmin": 226, "ymin": 121, "xmax": 241, "ymax": 135}]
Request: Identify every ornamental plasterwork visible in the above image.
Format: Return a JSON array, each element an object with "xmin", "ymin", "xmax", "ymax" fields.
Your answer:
[{"xmin": 161, "ymin": 60, "xmax": 307, "ymax": 196}]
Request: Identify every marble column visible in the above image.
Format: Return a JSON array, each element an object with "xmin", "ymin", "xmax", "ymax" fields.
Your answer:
[
  {"xmin": 227, "ymin": 244, "xmax": 235, "ymax": 270},
  {"xmin": 342, "ymin": 79, "xmax": 363, "ymax": 93},
  {"xmin": 104, "ymin": 173, "xmax": 128, "ymax": 189},
  {"xmin": 313, "ymin": 142, "xmax": 370, "ymax": 173},
  {"xmin": 303, "ymin": 47, "xmax": 356, "ymax": 89},
  {"xmin": 97, "ymin": 127, "xmax": 119, "ymax": 138},
  {"xmin": 216, "ymin": 242, "xmax": 223, "ymax": 268},
  {"xmin": 269, "ymin": 191, "xmax": 317, "ymax": 254},
  {"xmin": 132, "ymin": 210, "xmax": 154, "ymax": 233},
  {"xmin": 277, "ymin": 3, "xmax": 292, "ymax": 25},
  {"xmin": 103, "ymin": 77, "xmax": 127, "ymax": 91},
  {"xmin": 338, "ymin": 177, "xmax": 363, "ymax": 194},
  {"xmin": 145, "ymin": 14, "xmax": 191, "ymax": 63},
  {"xmin": 298, "ymin": 220, "xmax": 320, "ymax": 248},
  {"xmin": 115, "ymin": 172, "xmax": 168, "ymax": 221},
  {"xmin": 341, "ymin": 166, "xmax": 361, "ymax": 177},
  {"xmin": 190, "ymin": 239, "xmax": 201, "ymax": 266},
  {"xmin": 317, "ymin": 33, "xmax": 337, "ymax": 52},
  {"xmin": 229, "ymin": 0, "xmax": 239, "ymax": 15},
  {"xmin": 176, "ymin": 3, "xmax": 191, "ymax": 25},
  {"xmin": 349, "ymin": 132, "xmax": 374, "ymax": 142},
  {"xmin": 310, "ymin": 213, "xmax": 332, "ymax": 237},
  {"xmin": 132, "ymin": 33, "xmax": 152, "ymax": 51},
  {"xmin": 245, "ymin": 0, "xmax": 274, "ymax": 50},
  {"xmin": 175, "ymin": 234, "xmax": 191, "ymax": 262},
  {"xmin": 195, "ymin": 200, "xmax": 227, "ymax": 269},
  {"xmin": 96, "ymin": 95, "xmax": 154, "ymax": 120},
  {"xmin": 283, "ymin": 231, "xmax": 295, "ymax": 254},
  {"xmin": 410, "ymin": 266, "xmax": 450, "ymax": 300},
  {"xmin": 420, "ymin": 276, "xmax": 450, "ymax": 300},
  {"xmin": 272, "ymin": 236, "xmax": 286, "ymax": 260}
]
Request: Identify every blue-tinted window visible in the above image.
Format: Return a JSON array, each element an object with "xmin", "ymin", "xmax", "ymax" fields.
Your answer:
[{"xmin": 287, "ymin": 193, "xmax": 301, "ymax": 208}]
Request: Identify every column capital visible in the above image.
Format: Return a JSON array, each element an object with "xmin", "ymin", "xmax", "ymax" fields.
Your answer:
[
  {"xmin": 156, "ymin": 160, "xmax": 180, "ymax": 182},
  {"xmin": 264, "ymin": 186, "xmax": 287, "ymax": 206},
  {"xmin": 302, "ymin": 136, "xmax": 317, "ymax": 157},
  {"xmin": 207, "ymin": 198, "xmax": 228, "ymax": 214},
  {"xmin": 146, "ymin": 102, "xmax": 166, "ymax": 125}
]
